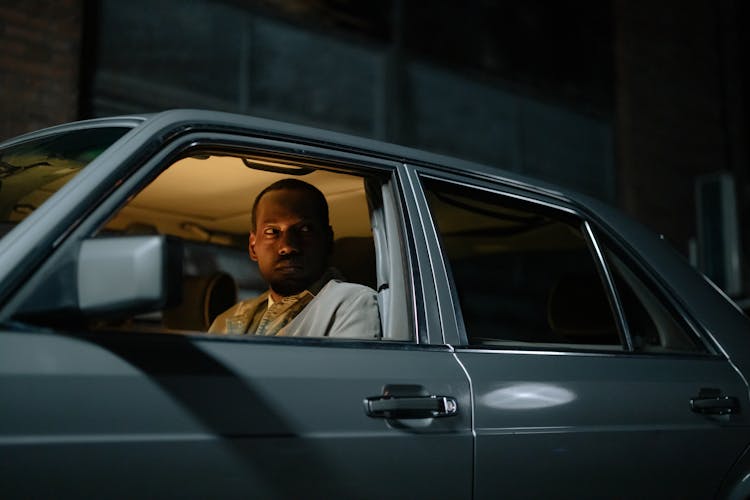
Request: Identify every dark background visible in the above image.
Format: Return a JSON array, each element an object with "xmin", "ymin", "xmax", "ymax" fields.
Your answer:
[{"xmin": 1, "ymin": 0, "xmax": 748, "ymax": 309}]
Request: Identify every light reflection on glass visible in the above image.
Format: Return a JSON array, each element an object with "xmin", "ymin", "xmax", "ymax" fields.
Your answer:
[{"xmin": 481, "ymin": 383, "xmax": 576, "ymax": 410}]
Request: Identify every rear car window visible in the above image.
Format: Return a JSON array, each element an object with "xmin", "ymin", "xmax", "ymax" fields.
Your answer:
[{"xmin": 422, "ymin": 177, "xmax": 622, "ymax": 350}]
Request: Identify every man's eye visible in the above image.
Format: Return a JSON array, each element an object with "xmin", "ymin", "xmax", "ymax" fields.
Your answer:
[
  {"xmin": 263, "ymin": 227, "xmax": 279, "ymax": 236},
  {"xmin": 299, "ymin": 225, "xmax": 312, "ymax": 233}
]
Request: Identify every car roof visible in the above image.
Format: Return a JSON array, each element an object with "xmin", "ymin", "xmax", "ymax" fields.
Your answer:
[
  {"xmin": 1, "ymin": 108, "xmax": 577, "ymax": 203},
  {"xmin": 140, "ymin": 109, "xmax": 576, "ymax": 198}
]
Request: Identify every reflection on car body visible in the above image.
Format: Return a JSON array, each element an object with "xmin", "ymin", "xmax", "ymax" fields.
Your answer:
[{"xmin": 0, "ymin": 110, "xmax": 748, "ymax": 499}]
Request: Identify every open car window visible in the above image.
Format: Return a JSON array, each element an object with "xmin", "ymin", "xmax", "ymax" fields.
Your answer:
[{"xmin": 90, "ymin": 152, "xmax": 411, "ymax": 341}]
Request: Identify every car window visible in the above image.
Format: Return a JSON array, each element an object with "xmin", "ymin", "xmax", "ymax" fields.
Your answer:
[
  {"xmin": 0, "ymin": 127, "xmax": 130, "ymax": 241},
  {"xmin": 603, "ymin": 245, "xmax": 706, "ymax": 353},
  {"xmin": 93, "ymin": 152, "xmax": 411, "ymax": 341},
  {"xmin": 422, "ymin": 177, "xmax": 623, "ymax": 350}
]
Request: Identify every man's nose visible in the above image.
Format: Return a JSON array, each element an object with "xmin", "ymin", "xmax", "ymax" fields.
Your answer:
[{"xmin": 277, "ymin": 230, "xmax": 301, "ymax": 255}]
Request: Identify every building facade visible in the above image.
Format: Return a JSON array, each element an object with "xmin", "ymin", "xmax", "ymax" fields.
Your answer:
[{"xmin": 1, "ymin": 0, "xmax": 747, "ymax": 307}]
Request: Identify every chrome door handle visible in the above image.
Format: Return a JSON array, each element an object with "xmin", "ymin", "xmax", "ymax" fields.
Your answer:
[{"xmin": 364, "ymin": 395, "xmax": 458, "ymax": 419}]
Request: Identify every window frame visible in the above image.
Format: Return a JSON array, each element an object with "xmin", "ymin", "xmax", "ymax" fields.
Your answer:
[
  {"xmin": 8, "ymin": 129, "xmax": 427, "ymax": 345},
  {"xmin": 415, "ymin": 170, "xmax": 716, "ymax": 356},
  {"xmin": 591, "ymin": 226, "xmax": 715, "ymax": 355}
]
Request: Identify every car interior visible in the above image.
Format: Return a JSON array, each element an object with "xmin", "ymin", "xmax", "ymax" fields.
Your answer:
[
  {"xmin": 95, "ymin": 152, "xmax": 410, "ymax": 340},
  {"xmin": 0, "ymin": 127, "xmax": 131, "ymax": 227}
]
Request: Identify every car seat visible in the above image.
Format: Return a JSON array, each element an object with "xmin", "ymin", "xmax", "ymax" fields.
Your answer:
[
  {"xmin": 329, "ymin": 236, "xmax": 377, "ymax": 290},
  {"xmin": 162, "ymin": 272, "xmax": 237, "ymax": 331}
]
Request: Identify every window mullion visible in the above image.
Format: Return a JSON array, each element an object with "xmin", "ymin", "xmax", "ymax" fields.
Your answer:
[{"xmin": 582, "ymin": 220, "xmax": 634, "ymax": 351}]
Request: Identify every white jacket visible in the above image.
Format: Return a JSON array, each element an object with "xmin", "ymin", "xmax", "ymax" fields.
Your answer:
[{"xmin": 208, "ymin": 279, "xmax": 381, "ymax": 339}]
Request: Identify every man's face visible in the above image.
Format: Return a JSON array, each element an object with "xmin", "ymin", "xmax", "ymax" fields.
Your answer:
[{"xmin": 249, "ymin": 188, "xmax": 332, "ymax": 300}]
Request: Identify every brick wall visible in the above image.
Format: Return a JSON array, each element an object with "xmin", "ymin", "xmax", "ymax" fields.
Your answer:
[{"xmin": 0, "ymin": 0, "xmax": 83, "ymax": 141}]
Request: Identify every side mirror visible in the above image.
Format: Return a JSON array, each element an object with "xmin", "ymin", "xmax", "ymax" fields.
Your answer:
[
  {"xmin": 14, "ymin": 235, "xmax": 182, "ymax": 323},
  {"xmin": 77, "ymin": 236, "xmax": 182, "ymax": 315}
]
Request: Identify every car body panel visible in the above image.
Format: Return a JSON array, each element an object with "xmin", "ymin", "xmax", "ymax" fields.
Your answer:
[
  {"xmin": 459, "ymin": 350, "xmax": 750, "ymax": 499},
  {"xmin": 0, "ymin": 329, "xmax": 472, "ymax": 498},
  {"xmin": 576, "ymin": 194, "xmax": 750, "ymax": 377},
  {"xmin": 404, "ymin": 166, "xmax": 750, "ymax": 498}
]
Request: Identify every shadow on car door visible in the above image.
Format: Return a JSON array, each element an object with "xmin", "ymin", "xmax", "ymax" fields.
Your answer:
[{"xmin": 0, "ymin": 329, "xmax": 473, "ymax": 499}]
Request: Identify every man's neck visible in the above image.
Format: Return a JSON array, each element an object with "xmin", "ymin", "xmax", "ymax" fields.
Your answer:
[{"xmin": 268, "ymin": 268, "xmax": 340, "ymax": 303}]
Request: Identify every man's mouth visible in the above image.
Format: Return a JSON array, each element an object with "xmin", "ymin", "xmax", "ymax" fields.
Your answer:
[{"xmin": 276, "ymin": 261, "xmax": 303, "ymax": 273}]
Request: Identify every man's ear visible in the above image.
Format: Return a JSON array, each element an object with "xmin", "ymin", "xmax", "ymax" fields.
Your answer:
[{"xmin": 249, "ymin": 233, "xmax": 258, "ymax": 261}]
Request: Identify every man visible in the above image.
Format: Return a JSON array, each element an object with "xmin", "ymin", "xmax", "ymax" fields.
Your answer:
[{"xmin": 209, "ymin": 178, "xmax": 381, "ymax": 339}]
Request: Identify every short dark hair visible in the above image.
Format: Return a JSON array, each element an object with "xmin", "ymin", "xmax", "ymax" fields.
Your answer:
[{"xmin": 250, "ymin": 178, "xmax": 329, "ymax": 232}]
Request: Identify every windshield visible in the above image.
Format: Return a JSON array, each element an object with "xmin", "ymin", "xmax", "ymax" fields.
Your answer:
[{"xmin": 0, "ymin": 126, "xmax": 130, "ymax": 240}]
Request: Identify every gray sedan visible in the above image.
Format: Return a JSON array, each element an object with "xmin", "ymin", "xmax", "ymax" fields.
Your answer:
[{"xmin": 0, "ymin": 110, "xmax": 748, "ymax": 499}]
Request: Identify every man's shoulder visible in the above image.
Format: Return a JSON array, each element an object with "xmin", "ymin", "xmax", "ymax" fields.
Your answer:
[
  {"xmin": 293, "ymin": 279, "xmax": 380, "ymax": 339},
  {"xmin": 320, "ymin": 279, "xmax": 377, "ymax": 299}
]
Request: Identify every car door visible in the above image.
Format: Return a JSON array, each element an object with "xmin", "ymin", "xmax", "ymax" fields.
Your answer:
[
  {"xmin": 413, "ymin": 170, "xmax": 750, "ymax": 499},
  {"xmin": 0, "ymin": 332, "xmax": 471, "ymax": 499},
  {"xmin": 0, "ymin": 115, "xmax": 473, "ymax": 499}
]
